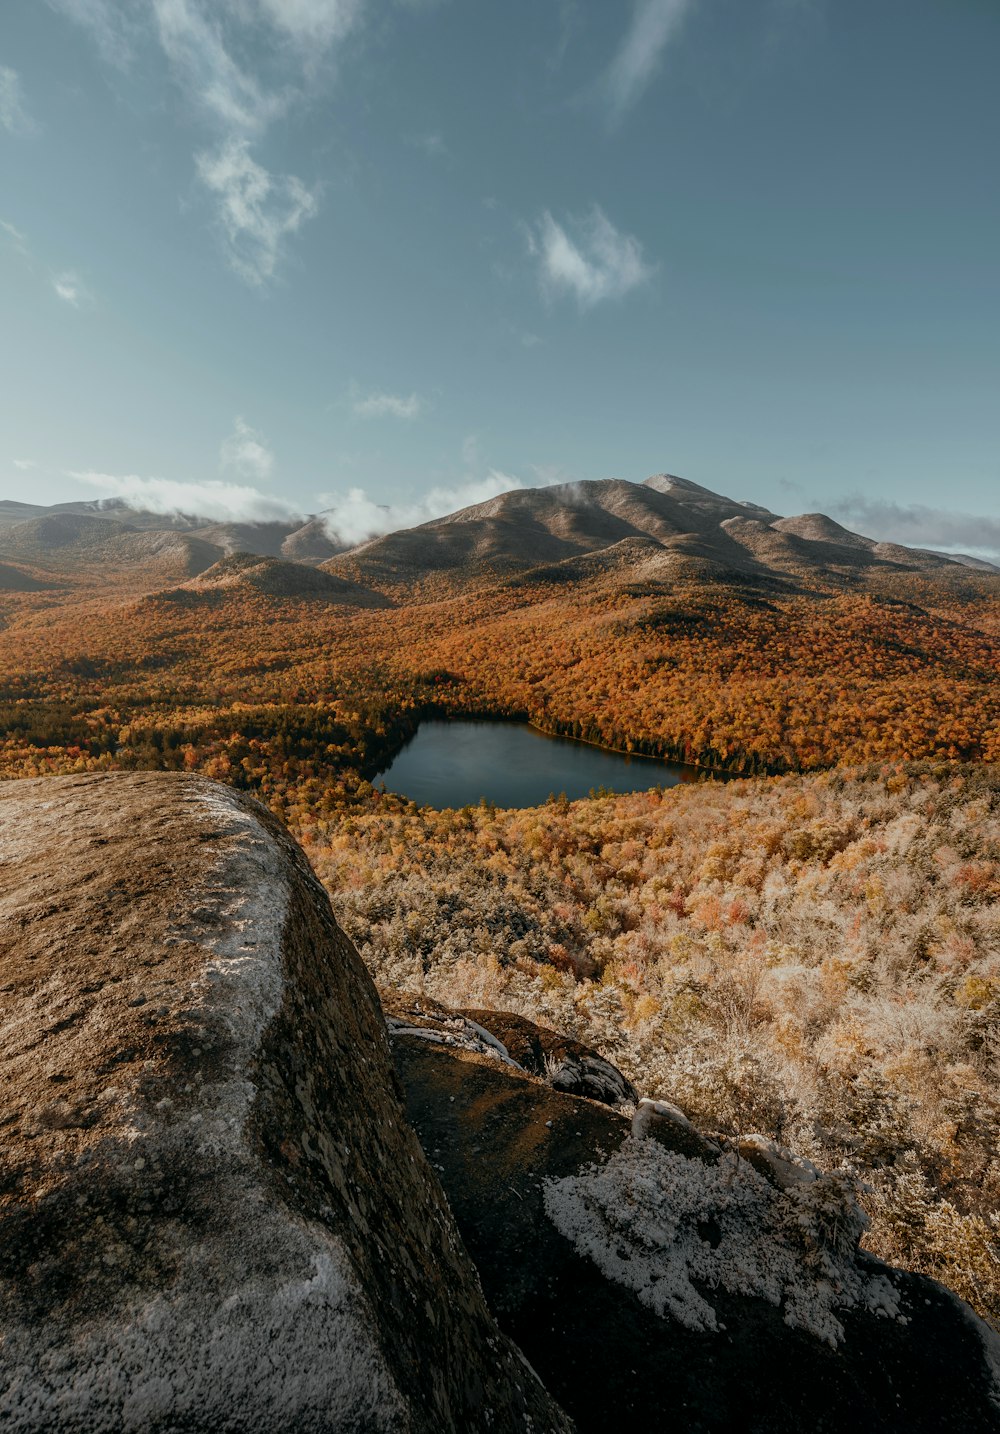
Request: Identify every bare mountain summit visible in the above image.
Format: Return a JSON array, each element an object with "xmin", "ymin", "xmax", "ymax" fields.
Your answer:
[
  {"xmin": 324, "ymin": 474, "xmax": 988, "ymax": 589},
  {"xmin": 1, "ymin": 476, "xmax": 994, "ymax": 591}
]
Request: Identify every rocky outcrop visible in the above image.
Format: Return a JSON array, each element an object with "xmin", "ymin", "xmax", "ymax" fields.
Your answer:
[
  {"xmin": 5, "ymin": 770, "xmax": 1000, "ymax": 1434},
  {"xmin": 0, "ymin": 773, "xmax": 570, "ymax": 1433},
  {"xmin": 379, "ymin": 990, "xmax": 637, "ymax": 1108},
  {"xmin": 387, "ymin": 1025, "xmax": 1000, "ymax": 1433}
]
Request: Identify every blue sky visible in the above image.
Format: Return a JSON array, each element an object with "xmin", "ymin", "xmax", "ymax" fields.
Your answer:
[{"xmin": 2, "ymin": 0, "xmax": 999, "ymax": 555}]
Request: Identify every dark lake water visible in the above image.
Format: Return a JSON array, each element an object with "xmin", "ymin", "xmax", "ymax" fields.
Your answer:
[{"xmin": 376, "ymin": 720, "xmax": 703, "ymax": 809}]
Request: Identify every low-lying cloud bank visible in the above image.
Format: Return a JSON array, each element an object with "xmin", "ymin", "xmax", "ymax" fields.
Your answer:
[
  {"xmin": 70, "ymin": 471, "xmax": 304, "ymax": 525},
  {"xmin": 317, "ymin": 471, "xmax": 524, "ymax": 546},
  {"xmin": 70, "ymin": 467, "xmax": 530, "ymax": 544},
  {"xmin": 830, "ymin": 495, "xmax": 1000, "ymax": 566}
]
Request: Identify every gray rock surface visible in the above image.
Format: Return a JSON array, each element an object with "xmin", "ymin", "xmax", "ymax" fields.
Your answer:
[
  {"xmin": 387, "ymin": 1030, "xmax": 1000, "ymax": 1433},
  {"xmin": 0, "ymin": 772, "xmax": 571, "ymax": 1434},
  {"xmin": 379, "ymin": 990, "xmax": 637, "ymax": 1109}
]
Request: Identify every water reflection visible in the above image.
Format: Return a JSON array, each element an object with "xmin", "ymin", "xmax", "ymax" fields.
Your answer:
[{"xmin": 377, "ymin": 720, "xmax": 704, "ymax": 809}]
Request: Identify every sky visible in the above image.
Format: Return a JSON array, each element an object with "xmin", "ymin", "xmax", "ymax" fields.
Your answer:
[{"xmin": 2, "ymin": 0, "xmax": 999, "ymax": 556}]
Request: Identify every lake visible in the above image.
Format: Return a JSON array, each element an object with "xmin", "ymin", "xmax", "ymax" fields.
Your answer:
[{"xmin": 376, "ymin": 720, "xmax": 704, "ymax": 809}]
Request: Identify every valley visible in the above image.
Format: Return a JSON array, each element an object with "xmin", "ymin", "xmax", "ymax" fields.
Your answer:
[{"xmin": 0, "ymin": 473, "xmax": 998, "ymax": 1329}]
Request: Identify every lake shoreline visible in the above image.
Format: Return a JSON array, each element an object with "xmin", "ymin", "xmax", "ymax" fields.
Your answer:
[
  {"xmin": 524, "ymin": 719, "xmax": 731, "ymax": 776},
  {"xmin": 375, "ymin": 718, "xmax": 710, "ymax": 809}
]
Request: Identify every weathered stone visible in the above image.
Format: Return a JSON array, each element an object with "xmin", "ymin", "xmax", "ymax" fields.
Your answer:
[
  {"xmin": 387, "ymin": 1034, "xmax": 1000, "ymax": 1433},
  {"xmin": 630, "ymin": 1095, "xmax": 715, "ymax": 1160},
  {"xmin": 381, "ymin": 990, "xmax": 637, "ymax": 1109},
  {"xmin": 0, "ymin": 773, "xmax": 571, "ymax": 1434}
]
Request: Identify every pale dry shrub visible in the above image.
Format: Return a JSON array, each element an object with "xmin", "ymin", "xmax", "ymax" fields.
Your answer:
[{"xmin": 313, "ymin": 762, "xmax": 1000, "ymax": 1323}]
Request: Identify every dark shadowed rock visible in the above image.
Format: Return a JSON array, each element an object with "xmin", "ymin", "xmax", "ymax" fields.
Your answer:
[
  {"xmin": 386, "ymin": 1032, "xmax": 1000, "ymax": 1433},
  {"xmin": 379, "ymin": 989, "xmax": 637, "ymax": 1109},
  {"xmin": 0, "ymin": 773, "xmax": 570, "ymax": 1433},
  {"xmin": 463, "ymin": 1007, "xmax": 639, "ymax": 1107}
]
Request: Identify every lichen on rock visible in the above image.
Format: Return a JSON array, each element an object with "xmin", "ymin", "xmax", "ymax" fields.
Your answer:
[
  {"xmin": 0, "ymin": 772, "xmax": 570, "ymax": 1434},
  {"xmin": 544, "ymin": 1135, "xmax": 899, "ymax": 1347}
]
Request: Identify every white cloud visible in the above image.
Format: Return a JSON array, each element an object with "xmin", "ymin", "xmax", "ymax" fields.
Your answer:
[
  {"xmin": 829, "ymin": 495, "xmax": 1000, "ymax": 566},
  {"xmin": 195, "ymin": 139, "xmax": 319, "ymax": 286},
  {"xmin": 245, "ymin": 0, "xmax": 366, "ymax": 49},
  {"xmin": 0, "ymin": 66, "xmax": 35, "ymax": 134},
  {"xmin": 530, "ymin": 206, "xmax": 653, "ymax": 309},
  {"xmin": 152, "ymin": 0, "xmax": 283, "ymax": 132},
  {"xmin": 45, "ymin": 0, "xmax": 139, "ymax": 68},
  {"xmin": 219, "ymin": 415, "xmax": 274, "ymax": 479},
  {"xmin": 69, "ymin": 470, "xmax": 303, "ymax": 523},
  {"xmin": 0, "ymin": 219, "xmax": 30, "ymax": 258},
  {"xmin": 604, "ymin": 0, "xmax": 694, "ymax": 124},
  {"xmin": 350, "ymin": 385, "xmax": 423, "ymax": 421},
  {"xmin": 2, "ymin": 225, "xmax": 94, "ymax": 307},
  {"xmin": 530, "ymin": 462, "xmax": 575, "ymax": 487},
  {"xmin": 11, "ymin": 459, "xmax": 37, "ymax": 471},
  {"xmin": 405, "ymin": 129, "xmax": 447, "ymax": 159},
  {"xmin": 317, "ymin": 471, "xmax": 525, "ymax": 546},
  {"xmin": 51, "ymin": 1, "xmax": 343, "ymax": 284},
  {"xmin": 51, "ymin": 271, "xmax": 94, "ymax": 307}
]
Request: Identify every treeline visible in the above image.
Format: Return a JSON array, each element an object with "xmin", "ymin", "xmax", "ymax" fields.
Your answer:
[
  {"xmin": 0, "ymin": 671, "xmax": 502, "ymax": 822},
  {"xmin": 1, "ymin": 564, "xmax": 998, "ymax": 778}
]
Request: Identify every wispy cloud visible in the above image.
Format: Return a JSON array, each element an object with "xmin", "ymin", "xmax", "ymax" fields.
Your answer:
[
  {"xmin": 51, "ymin": 0, "xmax": 362, "ymax": 285},
  {"xmin": 151, "ymin": 0, "xmax": 284, "ymax": 133},
  {"xmin": 195, "ymin": 139, "xmax": 319, "ymax": 286},
  {"xmin": 0, "ymin": 218, "xmax": 30, "ymax": 259},
  {"xmin": 69, "ymin": 470, "xmax": 303, "ymax": 523},
  {"xmin": 45, "ymin": 0, "xmax": 139, "ymax": 68},
  {"xmin": 3, "ymin": 223, "xmax": 94, "ymax": 307},
  {"xmin": 350, "ymin": 384, "xmax": 424, "ymax": 421},
  {"xmin": 147, "ymin": 3, "xmax": 322, "ymax": 284},
  {"xmin": 405, "ymin": 129, "xmax": 447, "ymax": 159},
  {"xmin": 529, "ymin": 205, "xmax": 653, "ymax": 309},
  {"xmin": 12, "ymin": 458, "xmax": 37, "ymax": 471},
  {"xmin": 549, "ymin": 0, "xmax": 582, "ymax": 74},
  {"xmin": 51, "ymin": 271, "xmax": 94, "ymax": 307},
  {"xmin": 829, "ymin": 494, "xmax": 1000, "ymax": 565},
  {"xmin": 219, "ymin": 415, "xmax": 274, "ymax": 479},
  {"xmin": 0, "ymin": 66, "xmax": 36, "ymax": 134},
  {"xmin": 317, "ymin": 471, "xmax": 525, "ymax": 545},
  {"xmin": 603, "ymin": 0, "xmax": 694, "ymax": 124},
  {"xmin": 247, "ymin": 0, "xmax": 367, "ymax": 50}
]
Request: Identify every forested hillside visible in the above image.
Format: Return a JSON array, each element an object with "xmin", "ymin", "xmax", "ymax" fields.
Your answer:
[{"xmin": 0, "ymin": 479, "xmax": 998, "ymax": 1325}]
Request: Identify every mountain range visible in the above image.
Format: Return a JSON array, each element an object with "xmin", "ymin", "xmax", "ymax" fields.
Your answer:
[{"xmin": 0, "ymin": 477, "xmax": 996, "ymax": 598}]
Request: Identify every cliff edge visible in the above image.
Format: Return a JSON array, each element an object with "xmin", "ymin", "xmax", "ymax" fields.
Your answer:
[{"xmin": 0, "ymin": 773, "xmax": 570, "ymax": 1433}]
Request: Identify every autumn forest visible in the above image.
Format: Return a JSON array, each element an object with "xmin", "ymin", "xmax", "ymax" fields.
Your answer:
[{"xmin": 1, "ymin": 482, "xmax": 999, "ymax": 1326}]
